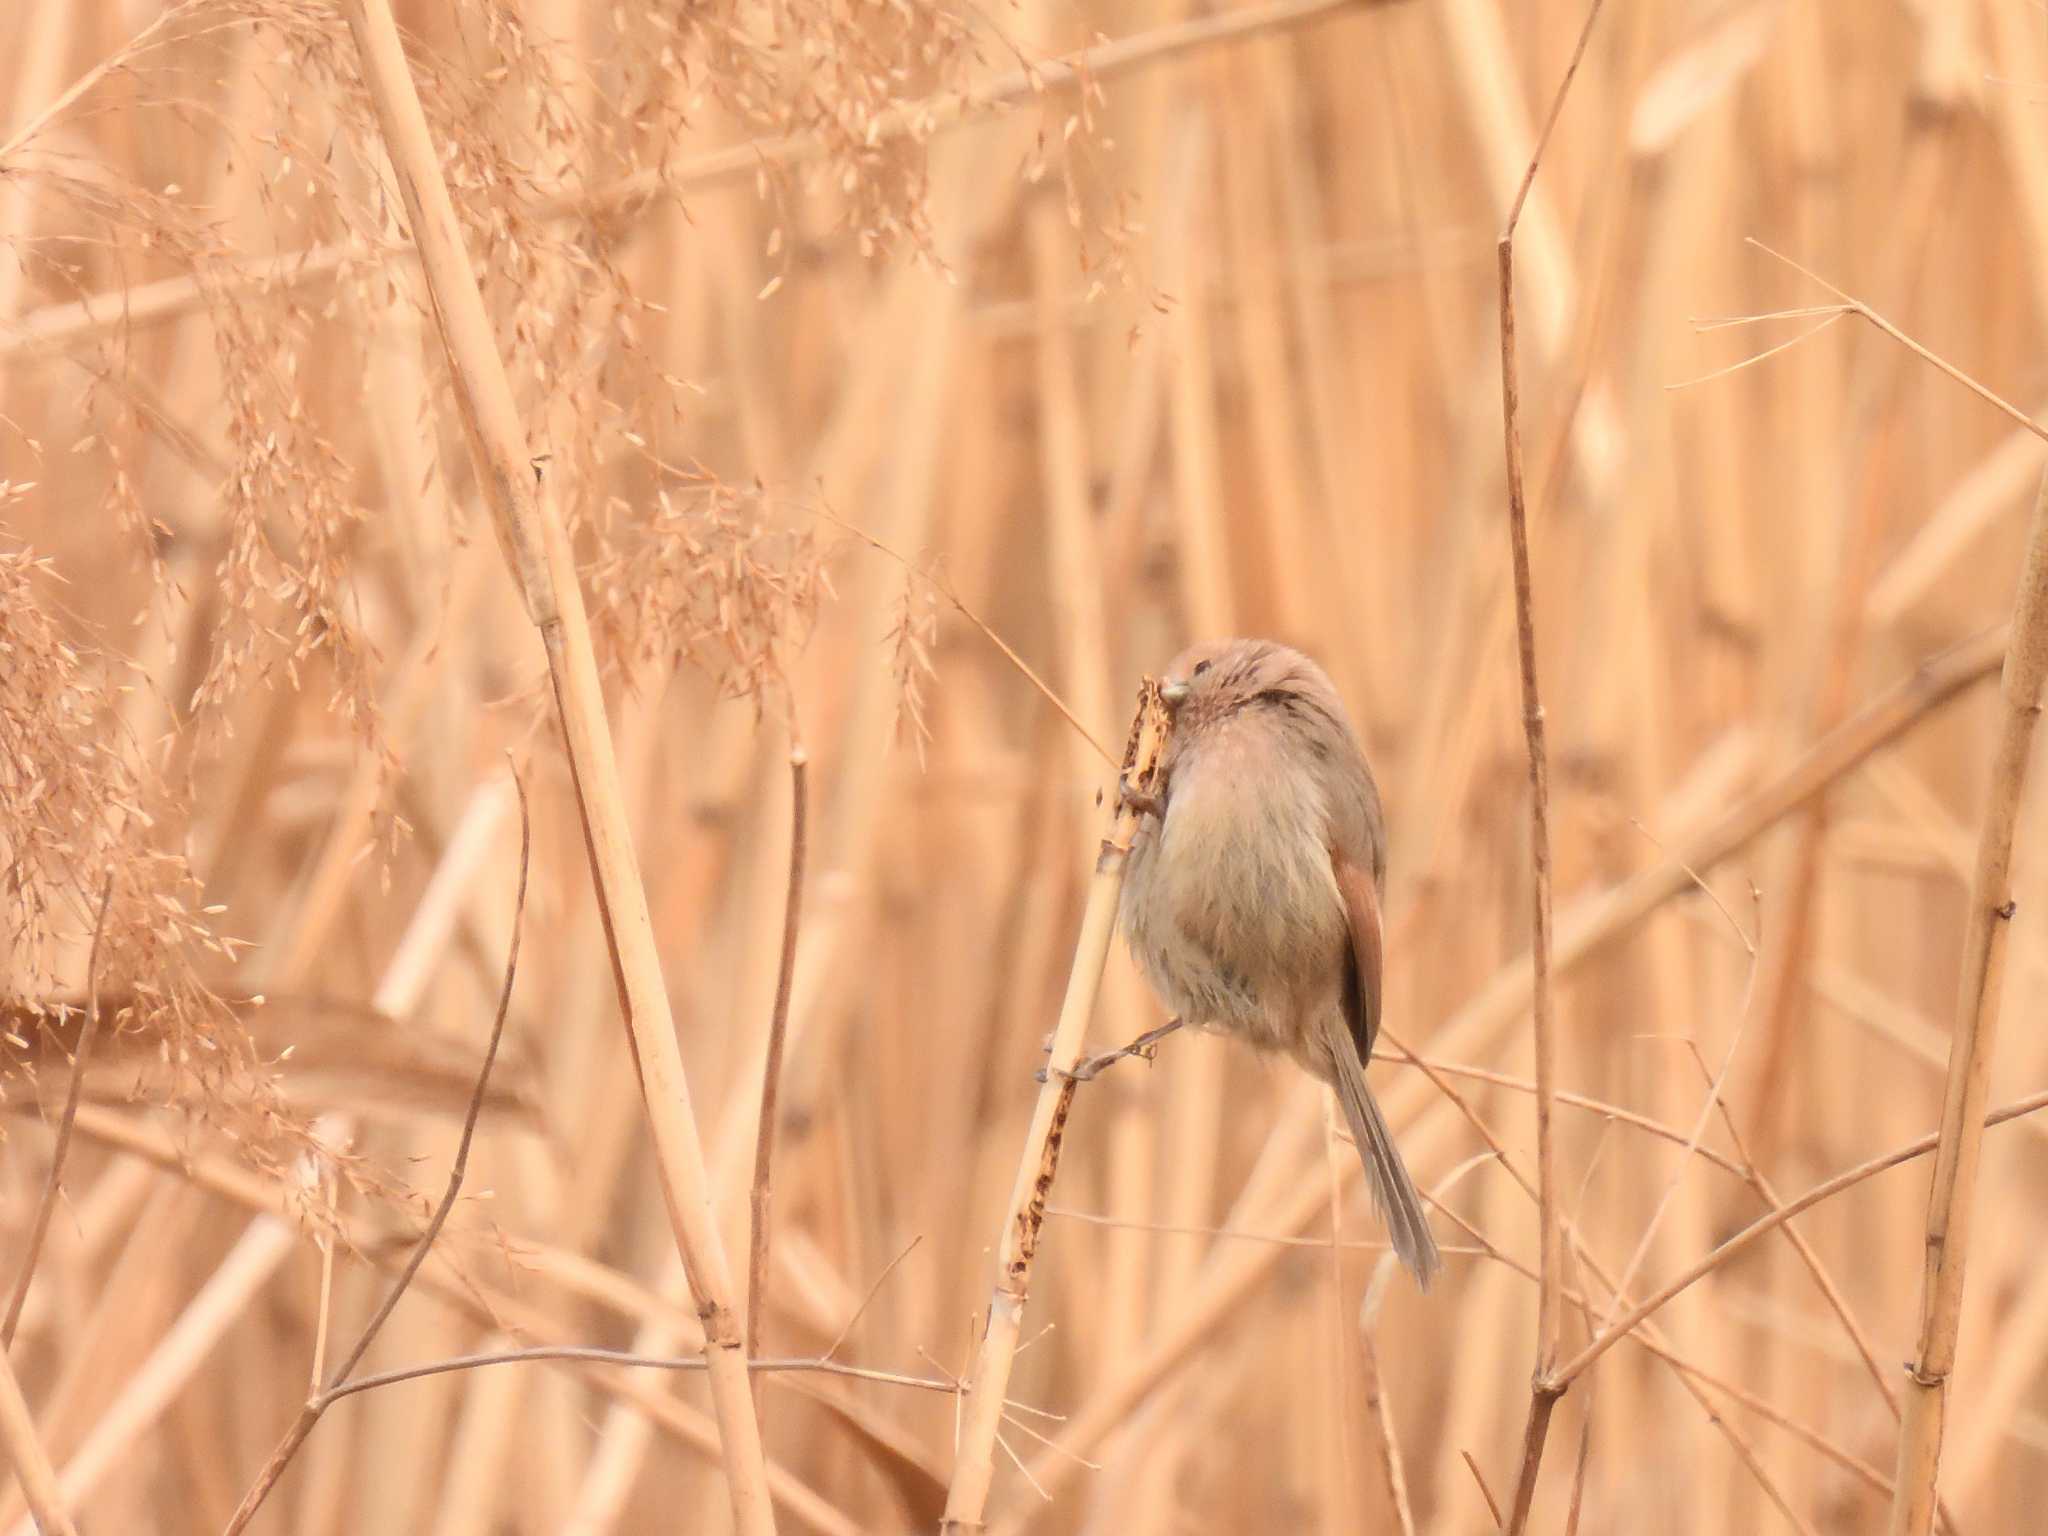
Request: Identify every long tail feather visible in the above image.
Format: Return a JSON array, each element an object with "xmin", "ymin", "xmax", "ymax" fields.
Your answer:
[{"xmin": 1328, "ymin": 1025, "xmax": 1441, "ymax": 1289}]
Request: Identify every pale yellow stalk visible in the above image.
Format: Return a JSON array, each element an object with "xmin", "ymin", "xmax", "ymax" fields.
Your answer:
[{"xmin": 335, "ymin": 3, "xmax": 774, "ymax": 1529}]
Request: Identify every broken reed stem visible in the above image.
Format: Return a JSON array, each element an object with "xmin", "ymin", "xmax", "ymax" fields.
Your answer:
[
  {"xmin": 335, "ymin": 3, "xmax": 777, "ymax": 1531},
  {"xmin": 938, "ymin": 685, "xmax": 1167, "ymax": 1533},
  {"xmin": 1463, "ymin": 1448, "xmax": 1506, "ymax": 1527},
  {"xmin": 2, "ymin": 874, "xmax": 113, "ymax": 1347},
  {"xmin": 1495, "ymin": 5, "xmax": 1606, "ymax": 1529},
  {"xmin": 222, "ymin": 767, "xmax": 530, "ymax": 1536},
  {"xmin": 749, "ymin": 744, "xmax": 810, "ymax": 1363},
  {"xmin": 1887, "ymin": 462, "xmax": 2048, "ymax": 1535}
]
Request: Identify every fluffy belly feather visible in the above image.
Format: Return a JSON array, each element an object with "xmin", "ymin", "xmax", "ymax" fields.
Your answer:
[{"xmin": 1119, "ymin": 726, "xmax": 1347, "ymax": 1054}]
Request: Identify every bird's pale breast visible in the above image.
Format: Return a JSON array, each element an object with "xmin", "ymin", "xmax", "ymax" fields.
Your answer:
[{"xmin": 1120, "ymin": 716, "xmax": 1348, "ymax": 1057}]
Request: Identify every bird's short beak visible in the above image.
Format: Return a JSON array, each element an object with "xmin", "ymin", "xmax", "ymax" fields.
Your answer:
[{"xmin": 1160, "ymin": 680, "xmax": 1191, "ymax": 712}]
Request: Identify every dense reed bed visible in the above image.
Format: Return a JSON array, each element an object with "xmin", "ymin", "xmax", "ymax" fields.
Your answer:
[{"xmin": 5, "ymin": 1, "xmax": 2048, "ymax": 1532}]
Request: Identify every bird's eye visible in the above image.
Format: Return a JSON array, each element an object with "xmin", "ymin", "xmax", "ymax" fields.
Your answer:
[{"xmin": 1192, "ymin": 659, "xmax": 1212, "ymax": 678}]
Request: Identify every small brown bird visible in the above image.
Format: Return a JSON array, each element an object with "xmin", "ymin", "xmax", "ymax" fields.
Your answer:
[{"xmin": 1118, "ymin": 638, "xmax": 1440, "ymax": 1287}]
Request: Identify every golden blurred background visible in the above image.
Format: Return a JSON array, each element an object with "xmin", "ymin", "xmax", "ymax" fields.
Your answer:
[{"xmin": 4, "ymin": 0, "xmax": 2047, "ymax": 1532}]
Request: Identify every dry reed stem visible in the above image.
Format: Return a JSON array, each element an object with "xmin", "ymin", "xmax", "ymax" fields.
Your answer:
[
  {"xmin": 1558, "ymin": 1176, "xmax": 1599, "ymax": 1536},
  {"xmin": 260, "ymin": 574, "xmax": 484, "ymax": 990},
  {"xmin": 1887, "ymin": 462, "xmax": 2048, "ymax": 1534},
  {"xmin": 1867, "ymin": 400, "xmax": 2048, "ymax": 625},
  {"xmin": 334, "ymin": 3, "xmax": 775, "ymax": 1529},
  {"xmin": 1438, "ymin": 0, "xmax": 1622, "ymax": 497},
  {"xmin": 554, "ymin": 1375, "xmax": 860, "ymax": 1536},
  {"xmin": 748, "ymin": 744, "xmax": 810, "ymax": 1364},
  {"xmin": 1440, "ymin": 1202, "xmax": 1834, "ymax": 1536},
  {"xmin": 2, "ymin": 1218, "xmax": 298, "ymax": 1536},
  {"xmin": 1679, "ymin": 226, "xmax": 2048, "ymax": 1531},
  {"xmin": 1412, "ymin": 1042, "xmax": 1923, "ymax": 1530},
  {"xmin": 1733, "ymin": 110, "xmax": 1949, "ymax": 1177},
  {"xmin": 1547, "ymin": 1086, "xmax": 2048, "ymax": 1392},
  {"xmin": 0, "ymin": 1345, "xmax": 76, "ymax": 1536},
  {"xmin": 1359, "ymin": 1326, "xmax": 1416, "ymax": 1536},
  {"xmin": 938, "ymin": 683, "xmax": 1168, "ymax": 1532},
  {"xmin": 222, "ymin": 767, "xmax": 530, "ymax": 1534},
  {"xmin": 0, "ymin": 774, "xmax": 512, "ymax": 1534},
  {"xmin": 1373, "ymin": 1055, "xmax": 1746, "ymax": 1176},
  {"xmin": 1495, "ymin": 2, "xmax": 1607, "ymax": 1528},
  {"xmin": 1735, "ymin": 243, "xmax": 2048, "ymax": 449},
  {"xmin": 1573, "ymin": 1155, "xmax": 1815, "ymax": 1536},
  {"xmin": 1, "ymin": 875, "xmax": 113, "ymax": 1348},
  {"xmin": 320, "ymin": 1349, "xmax": 952, "ymax": 1403},
  {"xmin": 1563, "ymin": 1405, "xmax": 1594, "ymax": 1536},
  {"xmin": 1678, "ymin": 1041, "xmax": 1902, "ymax": 1420},
  {"xmin": 1601, "ymin": 965, "xmax": 1761, "ymax": 1325},
  {"xmin": 21, "ymin": 1101, "xmax": 867, "ymax": 1536},
  {"xmin": 0, "ymin": 1, "xmax": 187, "ymax": 165},
  {"xmin": 1398, "ymin": 1008, "xmax": 1822, "ymax": 1535},
  {"xmin": 16, "ymin": 1083, "xmax": 807, "ymax": 1381},
  {"xmin": 1045, "ymin": 1204, "xmax": 1482, "ymax": 1256},
  {"xmin": 1463, "ymin": 1447, "xmax": 1505, "ymax": 1526}
]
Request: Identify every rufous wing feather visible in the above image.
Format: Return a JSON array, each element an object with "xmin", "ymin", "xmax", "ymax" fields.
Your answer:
[
  {"xmin": 1331, "ymin": 848, "xmax": 1384, "ymax": 1066},
  {"xmin": 1328, "ymin": 844, "xmax": 1440, "ymax": 1287}
]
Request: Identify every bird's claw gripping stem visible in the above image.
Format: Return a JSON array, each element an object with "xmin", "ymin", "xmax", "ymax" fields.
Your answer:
[
  {"xmin": 1118, "ymin": 772, "xmax": 1167, "ymax": 822},
  {"xmin": 1036, "ymin": 1019, "xmax": 1186, "ymax": 1084}
]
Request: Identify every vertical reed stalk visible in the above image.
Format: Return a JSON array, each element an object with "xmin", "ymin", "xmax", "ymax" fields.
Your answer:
[
  {"xmin": 939, "ymin": 686, "xmax": 1167, "ymax": 1533},
  {"xmin": 748, "ymin": 744, "xmax": 809, "ymax": 1363},
  {"xmin": 1492, "ymin": 6, "xmax": 1605, "ymax": 1528},
  {"xmin": 1887, "ymin": 463, "xmax": 2048, "ymax": 1533},
  {"xmin": 336, "ymin": 3, "xmax": 775, "ymax": 1530}
]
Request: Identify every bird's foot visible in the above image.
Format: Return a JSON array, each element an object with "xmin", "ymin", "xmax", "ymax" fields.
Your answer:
[
  {"xmin": 1040, "ymin": 1018, "xmax": 1186, "ymax": 1083},
  {"xmin": 1117, "ymin": 772, "xmax": 1167, "ymax": 822}
]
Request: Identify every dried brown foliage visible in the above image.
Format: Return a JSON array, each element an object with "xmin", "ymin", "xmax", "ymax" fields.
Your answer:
[
  {"xmin": 590, "ymin": 475, "xmax": 830, "ymax": 709},
  {"xmin": 885, "ymin": 561, "xmax": 940, "ymax": 765},
  {"xmin": 0, "ymin": 0, "xmax": 1003, "ymax": 1194},
  {"xmin": 0, "ymin": 546, "xmax": 269, "ymax": 1141},
  {"xmin": 5, "ymin": 2, "xmax": 2047, "ymax": 1535},
  {"xmin": 663, "ymin": 0, "xmax": 977, "ymax": 263}
]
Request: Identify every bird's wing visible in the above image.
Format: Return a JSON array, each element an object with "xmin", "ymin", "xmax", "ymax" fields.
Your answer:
[{"xmin": 1331, "ymin": 848, "xmax": 1383, "ymax": 1065}]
